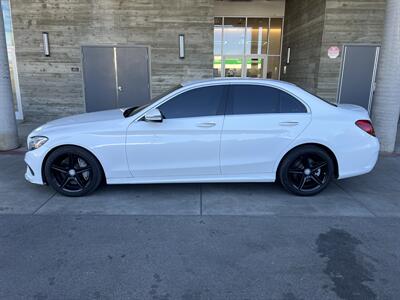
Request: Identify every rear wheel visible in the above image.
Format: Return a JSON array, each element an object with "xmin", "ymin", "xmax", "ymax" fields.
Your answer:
[
  {"xmin": 278, "ymin": 146, "xmax": 334, "ymax": 196},
  {"xmin": 44, "ymin": 146, "xmax": 103, "ymax": 197}
]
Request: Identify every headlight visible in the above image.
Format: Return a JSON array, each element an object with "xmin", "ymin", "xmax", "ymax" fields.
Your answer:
[{"xmin": 28, "ymin": 136, "xmax": 48, "ymax": 151}]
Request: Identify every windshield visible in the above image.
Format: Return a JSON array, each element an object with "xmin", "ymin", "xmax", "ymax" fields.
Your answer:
[{"xmin": 123, "ymin": 84, "xmax": 183, "ymax": 118}]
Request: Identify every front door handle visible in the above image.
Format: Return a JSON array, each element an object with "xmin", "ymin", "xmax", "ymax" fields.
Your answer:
[
  {"xmin": 197, "ymin": 122, "xmax": 217, "ymax": 128},
  {"xmin": 279, "ymin": 121, "xmax": 299, "ymax": 126}
]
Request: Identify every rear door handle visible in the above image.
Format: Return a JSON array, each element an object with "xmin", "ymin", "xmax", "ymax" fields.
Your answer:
[
  {"xmin": 279, "ymin": 121, "xmax": 299, "ymax": 126},
  {"xmin": 197, "ymin": 122, "xmax": 217, "ymax": 128}
]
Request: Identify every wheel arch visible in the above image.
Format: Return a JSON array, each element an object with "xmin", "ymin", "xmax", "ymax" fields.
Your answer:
[
  {"xmin": 276, "ymin": 143, "xmax": 339, "ymax": 179},
  {"xmin": 41, "ymin": 144, "xmax": 106, "ymax": 184}
]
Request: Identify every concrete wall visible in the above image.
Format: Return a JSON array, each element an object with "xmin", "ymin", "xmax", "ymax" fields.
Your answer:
[
  {"xmin": 317, "ymin": 0, "xmax": 386, "ymax": 102},
  {"xmin": 282, "ymin": 0, "xmax": 386, "ymax": 102},
  {"xmin": 214, "ymin": 0, "xmax": 285, "ymax": 17},
  {"xmin": 281, "ymin": 0, "xmax": 326, "ymax": 93},
  {"xmin": 11, "ymin": 0, "xmax": 214, "ymax": 121}
]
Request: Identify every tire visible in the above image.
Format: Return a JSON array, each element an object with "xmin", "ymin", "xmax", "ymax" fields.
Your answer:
[
  {"xmin": 278, "ymin": 145, "xmax": 334, "ymax": 196},
  {"xmin": 44, "ymin": 146, "xmax": 103, "ymax": 197}
]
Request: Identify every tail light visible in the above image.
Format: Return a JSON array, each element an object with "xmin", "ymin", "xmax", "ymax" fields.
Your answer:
[{"xmin": 355, "ymin": 120, "xmax": 376, "ymax": 137}]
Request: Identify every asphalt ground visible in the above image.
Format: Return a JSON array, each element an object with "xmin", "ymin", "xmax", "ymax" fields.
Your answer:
[{"xmin": 0, "ymin": 152, "xmax": 399, "ymax": 299}]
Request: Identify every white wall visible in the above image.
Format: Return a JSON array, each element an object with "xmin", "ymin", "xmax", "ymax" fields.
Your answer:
[{"xmin": 214, "ymin": 0, "xmax": 285, "ymax": 17}]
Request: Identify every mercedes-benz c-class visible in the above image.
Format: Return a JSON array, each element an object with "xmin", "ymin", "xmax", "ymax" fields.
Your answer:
[{"xmin": 25, "ymin": 79, "xmax": 379, "ymax": 197}]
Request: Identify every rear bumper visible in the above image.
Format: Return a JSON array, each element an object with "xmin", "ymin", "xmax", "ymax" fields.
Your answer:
[{"xmin": 337, "ymin": 136, "xmax": 380, "ymax": 179}]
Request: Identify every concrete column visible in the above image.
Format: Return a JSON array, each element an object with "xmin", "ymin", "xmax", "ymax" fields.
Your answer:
[
  {"xmin": 0, "ymin": 1, "xmax": 18, "ymax": 150},
  {"xmin": 371, "ymin": 0, "xmax": 400, "ymax": 152}
]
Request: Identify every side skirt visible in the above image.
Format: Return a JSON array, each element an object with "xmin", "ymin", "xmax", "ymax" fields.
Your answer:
[{"xmin": 106, "ymin": 173, "xmax": 276, "ymax": 185}]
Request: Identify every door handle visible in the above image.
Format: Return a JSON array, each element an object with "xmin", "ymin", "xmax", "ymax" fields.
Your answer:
[
  {"xmin": 279, "ymin": 121, "xmax": 299, "ymax": 126},
  {"xmin": 197, "ymin": 122, "xmax": 217, "ymax": 128}
]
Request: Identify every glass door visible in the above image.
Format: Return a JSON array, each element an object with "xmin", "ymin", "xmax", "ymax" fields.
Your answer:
[
  {"xmin": 245, "ymin": 55, "xmax": 267, "ymax": 78},
  {"xmin": 221, "ymin": 17, "xmax": 245, "ymax": 78},
  {"xmin": 224, "ymin": 56, "xmax": 243, "ymax": 77}
]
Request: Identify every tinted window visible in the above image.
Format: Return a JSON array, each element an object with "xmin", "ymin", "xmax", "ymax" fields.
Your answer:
[
  {"xmin": 158, "ymin": 86, "xmax": 225, "ymax": 119},
  {"xmin": 280, "ymin": 92, "xmax": 307, "ymax": 113},
  {"xmin": 228, "ymin": 85, "xmax": 307, "ymax": 115},
  {"xmin": 229, "ymin": 85, "xmax": 280, "ymax": 114}
]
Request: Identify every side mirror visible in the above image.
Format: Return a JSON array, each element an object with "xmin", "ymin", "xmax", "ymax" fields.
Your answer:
[{"xmin": 144, "ymin": 108, "xmax": 163, "ymax": 122}]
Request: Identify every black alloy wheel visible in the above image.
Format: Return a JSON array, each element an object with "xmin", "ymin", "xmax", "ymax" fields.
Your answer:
[
  {"xmin": 279, "ymin": 145, "xmax": 334, "ymax": 196},
  {"xmin": 44, "ymin": 146, "xmax": 103, "ymax": 197}
]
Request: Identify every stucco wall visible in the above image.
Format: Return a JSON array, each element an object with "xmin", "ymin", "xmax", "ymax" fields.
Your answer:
[{"xmin": 11, "ymin": 0, "xmax": 214, "ymax": 121}]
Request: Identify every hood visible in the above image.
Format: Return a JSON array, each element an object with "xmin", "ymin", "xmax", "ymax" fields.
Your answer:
[
  {"xmin": 29, "ymin": 109, "xmax": 124, "ymax": 138},
  {"xmin": 39, "ymin": 109, "xmax": 124, "ymax": 130}
]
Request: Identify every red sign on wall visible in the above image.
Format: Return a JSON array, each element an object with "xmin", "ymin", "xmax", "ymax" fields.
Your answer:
[{"xmin": 328, "ymin": 46, "xmax": 341, "ymax": 59}]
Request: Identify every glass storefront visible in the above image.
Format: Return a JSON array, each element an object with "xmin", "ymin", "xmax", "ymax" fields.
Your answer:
[
  {"xmin": 213, "ymin": 17, "xmax": 283, "ymax": 80},
  {"xmin": 1, "ymin": 0, "xmax": 22, "ymax": 119}
]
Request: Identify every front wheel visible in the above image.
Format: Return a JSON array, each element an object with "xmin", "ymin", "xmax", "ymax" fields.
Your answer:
[
  {"xmin": 278, "ymin": 146, "xmax": 334, "ymax": 196},
  {"xmin": 44, "ymin": 146, "xmax": 103, "ymax": 197}
]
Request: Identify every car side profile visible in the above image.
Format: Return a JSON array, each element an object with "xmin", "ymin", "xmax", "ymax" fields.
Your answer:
[{"xmin": 25, "ymin": 78, "xmax": 379, "ymax": 197}]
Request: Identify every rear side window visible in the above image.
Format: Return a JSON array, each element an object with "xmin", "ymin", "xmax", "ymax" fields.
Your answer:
[
  {"xmin": 228, "ymin": 85, "xmax": 280, "ymax": 115},
  {"xmin": 158, "ymin": 86, "xmax": 226, "ymax": 119},
  {"xmin": 280, "ymin": 92, "xmax": 307, "ymax": 113},
  {"xmin": 227, "ymin": 85, "xmax": 307, "ymax": 115}
]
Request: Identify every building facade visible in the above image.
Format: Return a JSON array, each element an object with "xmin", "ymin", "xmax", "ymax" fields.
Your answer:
[
  {"xmin": 1, "ymin": 0, "xmax": 399, "ymax": 151},
  {"xmin": 281, "ymin": 0, "xmax": 385, "ymax": 103}
]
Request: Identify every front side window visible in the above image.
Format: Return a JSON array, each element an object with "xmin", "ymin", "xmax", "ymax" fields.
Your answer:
[
  {"xmin": 227, "ymin": 85, "xmax": 307, "ymax": 115},
  {"xmin": 158, "ymin": 86, "xmax": 226, "ymax": 119}
]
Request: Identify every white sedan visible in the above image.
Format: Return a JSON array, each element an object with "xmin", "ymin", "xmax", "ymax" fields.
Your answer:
[{"xmin": 25, "ymin": 79, "xmax": 379, "ymax": 197}]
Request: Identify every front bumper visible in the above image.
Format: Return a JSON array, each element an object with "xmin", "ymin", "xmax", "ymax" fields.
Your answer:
[{"xmin": 24, "ymin": 146, "xmax": 49, "ymax": 185}]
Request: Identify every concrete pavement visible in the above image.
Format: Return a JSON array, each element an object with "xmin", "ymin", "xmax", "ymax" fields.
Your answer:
[{"xmin": 0, "ymin": 152, "xmax": 399, "ymax": 217}]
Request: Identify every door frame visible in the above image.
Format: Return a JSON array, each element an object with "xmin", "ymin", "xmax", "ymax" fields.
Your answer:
[
  {"xmin": 80, "ymin": 44, "xmax": 152, "ymax": 112},
  {"xmin": 336, "ymin": 43, "xmax": 380, "ymax": 113}
]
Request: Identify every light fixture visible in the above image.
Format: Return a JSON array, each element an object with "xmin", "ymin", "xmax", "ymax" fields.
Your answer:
[
  {"xmin": 42, "ymin": 32, "xmax": 50, "ymax": 57},
  {"xmin": 179, "ymin": 34, "xmax": 185, "ymax": 59},
  {"xmin": 286, "ymin": 47, "xmax": 291, "ymax": 64}
]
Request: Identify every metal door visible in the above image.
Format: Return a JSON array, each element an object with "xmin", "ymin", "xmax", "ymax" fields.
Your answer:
[
  {"xmin": 116, "ymin": 47, "xmax": 150, "ymax": 108},
  {"xmin": 82, "ymin": 46, "xmax": 151, "ymax": 112},
  {"xmin": 337, "ymin": 45, "xmax": 380, "ymax": 112},
  {"xmin": 82, "ymin": 46, "xmax": 117, "ymax": 112}
]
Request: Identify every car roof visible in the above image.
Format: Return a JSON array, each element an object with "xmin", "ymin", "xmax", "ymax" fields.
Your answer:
[{"xmin": 182, "ymin": 78, "xmax": 297, "ymax": 89}]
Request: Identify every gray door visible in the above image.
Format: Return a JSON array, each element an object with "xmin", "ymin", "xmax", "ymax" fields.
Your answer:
[
  {"xmin": 337, "ymin": 45, "xmax": 380, "ymax": 112},
  {"xmin": 82, "ymin": 46, "xmax": 151, "ymax": 112},
  {"xmin": 116, "ymin": 47, "xmax": 150, "ymax": 108},
  {"xmin": 82, "ymin": 46, "xmax": 117, "ymax": 112}
]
